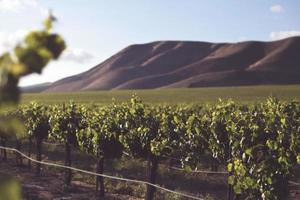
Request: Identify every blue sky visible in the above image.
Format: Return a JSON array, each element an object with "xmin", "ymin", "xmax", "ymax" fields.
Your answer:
[{"xmin": 0, "ymin": 0, "xmax": 300, "ymax": 86}]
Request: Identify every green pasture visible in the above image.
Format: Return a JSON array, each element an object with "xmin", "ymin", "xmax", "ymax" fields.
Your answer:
[{"xmin": 21, "ymin": 85, "xmax": 300, "ymax": 105}]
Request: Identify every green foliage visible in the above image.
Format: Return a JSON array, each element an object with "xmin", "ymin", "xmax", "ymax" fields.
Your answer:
[
  {"xmin": 0, "ymin": 14, "xmax": 66, "ymax": 200},
  {"xmin": 20, "ymin": 102, "xmax": 51, "ymax": 141},
  {"xmin": 50, "ymin": 102, "xmax": 85, "ymax": 145},
  {"xmin": 120, "ymin": 95, "xmax": 178, "ymax": 160},
  {"xmin": 0, "ymin": 14, "xmax": 66, "ymax": 106},
  {"xmin": 77, "ymin": 104, "xmax": 124, "ymax": 159},
  {"xmin": 0, "ymin": 176, "xmax": 22, "ymax": 200},
  {"xmin": 43, "ymin": 13, "xmax": 56, "ymax": 31},
  {"xmin": 0, "ymin": 111, "xmax": 24, "ymax": 139},
  {"xmin": 5, "ymin": 96, "xmax": 300, "ymax": 200},
  {"xmin": 224, "ymin": 98, "xmax": 300, "ymax": 200},
  {"xmin": 21, "ymin": 85, "xmax": 300, "ymax": 105}
]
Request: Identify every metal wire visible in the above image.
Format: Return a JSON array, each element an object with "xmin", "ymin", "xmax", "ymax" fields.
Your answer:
[
  {"xmin": 289, "ymin": 180, "xmax": 300, "ymax": 186},
  {"xmin": 0, "ymin": 145, "xmax": 204, "ymax": 200},
  {"xmin": 168, "ymin": 166, "xmax": 228, "ymax": 175},
  {"xmin": 123, "ymin": 150, "xmax": 228, "ymax": 175}
]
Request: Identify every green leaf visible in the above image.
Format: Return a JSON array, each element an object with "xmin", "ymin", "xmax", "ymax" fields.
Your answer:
[
  {"xmin": 228, "ymin": 176, "xmax": 235, "ymax": 185},
  {"xmin": 245, "ymin": 148, "xmax": 252, "ymax": 156},
  {"xmin": 227, "ymin": 163, "xmax": 233, "ymax": 172},
  {"xmin": 267, "ymin": 177, "xmax": 272, "ymax": 185},
  {"xmin": 183, "ymin": 165, "xmax": 193, "ymax": 173},
  {"xmin": 233, "ymin": 184, "xmax": 242, "ymax": 194},
  {"xmin": 297, "ymin": 155, "xmax": 300, "ymax": 164}
]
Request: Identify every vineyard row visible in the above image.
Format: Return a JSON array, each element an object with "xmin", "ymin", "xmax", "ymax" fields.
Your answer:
[{"xmin": 0, "ymin": 96, "xmax": 299, "ymax": 200}]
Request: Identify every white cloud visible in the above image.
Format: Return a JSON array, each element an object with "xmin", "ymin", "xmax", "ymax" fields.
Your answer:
[
  {"xmin": 0, "ymin": 0, "xmax": 37, "ymax": 12},
  {"xmin": 270, "ymin": 4, "xmax": 284, "ymax": 13},
  {"xmin": 0, "ymin": 0, "xmax": 48, "ymax": 18},
  {"xmin": 270, "ymin": 31, "xmax": 300, "ymax": 40},
  {"xmin": 238, "ymin": 36, "xmax": 247, "ymax": 42},
  {"xmin": 0, "ymin": 30, "xmax": 27, "ymax": 53},
  {"xmin": 0, "ymin": 30, "xmax": 94, "ymax": 64},
  {"xmin": 61, "ymin": 48, "xmax": 94, "ymax": 63}
]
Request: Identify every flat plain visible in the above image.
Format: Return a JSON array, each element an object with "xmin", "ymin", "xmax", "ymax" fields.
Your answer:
[{"xmin": 21, "ymin": 85, "xmax": 300, "ymax": 105}]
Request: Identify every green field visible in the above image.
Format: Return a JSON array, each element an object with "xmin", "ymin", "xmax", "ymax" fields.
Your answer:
[{"xmin": 21, "ymin": 85, "xmax": 300, "ymax": 104}]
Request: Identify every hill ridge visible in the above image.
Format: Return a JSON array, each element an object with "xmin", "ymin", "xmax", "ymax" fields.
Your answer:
[{"xmin": 23, "ymin": 36, "xmax": 300, "ymax": 93}]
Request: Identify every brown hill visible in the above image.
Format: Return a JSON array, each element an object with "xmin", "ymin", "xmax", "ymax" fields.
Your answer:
[{"xmin": 29, "ymin": 36, "xmax": 300, "ymax": 92}]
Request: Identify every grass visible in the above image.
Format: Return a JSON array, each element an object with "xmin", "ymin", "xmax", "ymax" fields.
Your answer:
[{"xmin": 21, "ymin": 85, "xmax": 300, "ymax": 105}]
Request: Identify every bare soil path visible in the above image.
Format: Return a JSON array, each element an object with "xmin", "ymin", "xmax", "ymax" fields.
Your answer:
[
  {"xmin": 0, "ymin": 160, "xmax": 140, "ymax": 200},
  {"xmin": 1, "ymin": 158, "xmax": 299, "ymax": 200}
]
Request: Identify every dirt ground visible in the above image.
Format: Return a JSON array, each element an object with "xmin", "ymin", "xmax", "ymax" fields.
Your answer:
[
  {"xmin": 0, "ymin": 160, "xmax": 140, "ymax": 200},
  {"xmin": 0, "ymin": 158, "xmax": 299, "ymax": 200}
]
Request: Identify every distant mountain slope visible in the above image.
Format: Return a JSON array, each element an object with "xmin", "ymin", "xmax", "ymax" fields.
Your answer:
[
  {"xmin": 21, "ymin": 82, "xmax": 52, "ymax": 93},
  {"xmin": 25, "ymin": 36, "xmax": 300, "ymax": 92}
]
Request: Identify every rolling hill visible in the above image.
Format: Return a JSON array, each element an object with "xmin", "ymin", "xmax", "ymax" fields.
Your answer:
[{"xmin": 24, "ymin": 36, "xmax": 300, "ymax": 92}]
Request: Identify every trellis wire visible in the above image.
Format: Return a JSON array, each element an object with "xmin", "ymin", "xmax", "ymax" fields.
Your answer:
[
  {"xmin": 123, "ymin": 150, "xmax": 228, "ymax": 175},
  {"xmin": 0, "ymin": 145, "xmax": 203, "ymax": 200},
  {"xmin": 2, "ymin": 145, "xmax": 299, "ymax": 197}
]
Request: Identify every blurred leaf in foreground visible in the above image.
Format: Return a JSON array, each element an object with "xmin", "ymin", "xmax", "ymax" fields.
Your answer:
[{"xmin": 0, "ymin": 175, "xmax": 22, "ymax": 200}]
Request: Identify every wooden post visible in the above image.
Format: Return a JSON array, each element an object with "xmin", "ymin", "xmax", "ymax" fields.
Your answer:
[
  {"xmin": 64, "ymin": 141, "xmax": 72, "ymax": 187},
  {"xmin": 1, "ymin": 137, "xmax": 7, "ymax": 161},
  {"xmin": 96, "ymin": 155, "xmax": 105, "ymax": 199},
  {"xmin": 146, "ymin": 154, "xmax": 158, "ymax": 200},
  {"xmin": 28, "ymin": 137, "xmax": 32, "ymax": 169},
  {"xmin": 227, "ymin": 139, "xmax": 233, "ymax": 200},
  {"xmin": 36, "ymin": 139, "xmax": 42, "ymax": 175},
  {"xmin": 15, "ymin": 140, "xmax": 22, "ymax": 166}
]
